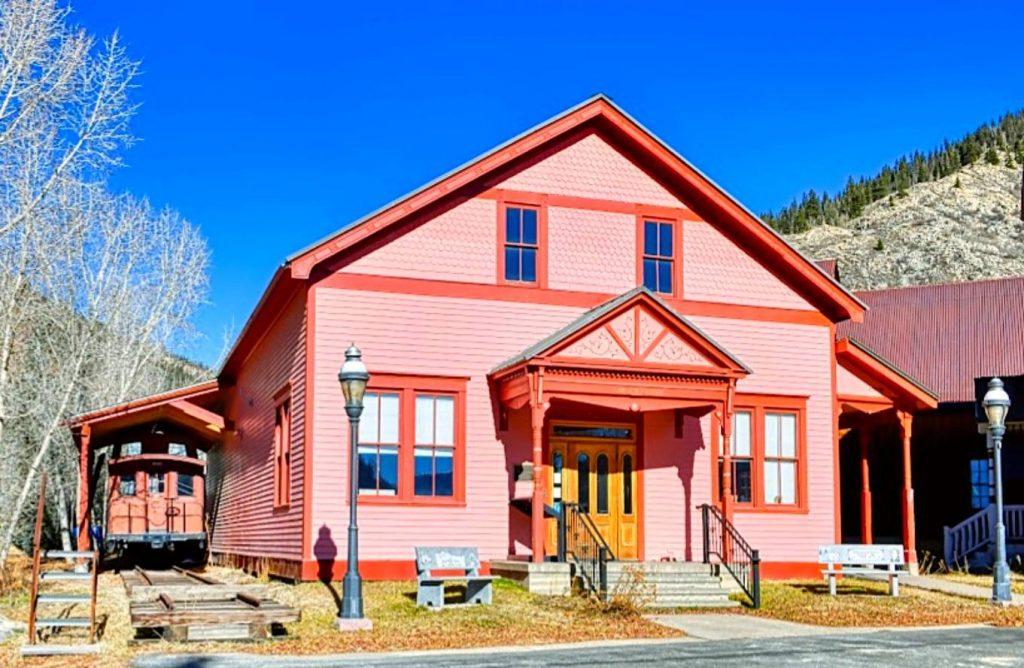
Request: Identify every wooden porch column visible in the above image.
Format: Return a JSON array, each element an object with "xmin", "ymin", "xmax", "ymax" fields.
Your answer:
[
  {"xmin": 858, "ymin": 428, "xmax": 872, "ymax": 544},
  {"xmin": 529, "ymin": 370, "xmax": 548, "ymax": 564},
  {"xmin": 75, "ymin": 425, "xmax": 92, "ymax": 552},
  {"xmin": 719, "ymin": 383, "xmax": 736, "ymax": 522},
  {"xmin": 898, "ymin": 411, "xmax": 917, "ymax": 567}
]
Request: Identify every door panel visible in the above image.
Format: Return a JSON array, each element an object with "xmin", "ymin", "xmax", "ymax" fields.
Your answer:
[{"xmin": 618, "ymin": 447, "xmax": 638, "ymax": 559}]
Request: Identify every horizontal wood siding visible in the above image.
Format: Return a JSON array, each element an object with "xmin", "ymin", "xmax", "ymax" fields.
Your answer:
[
  {"xmin": 311, "ymin": 287, "xmax": 586, "ymax": 562},
  {"xmin": 209, "ymin": 292, "xmax": 306, "ymax": 560},
  {"xmin": 837, "ymin": 362, "xmax": 886, "ymax": 398}
]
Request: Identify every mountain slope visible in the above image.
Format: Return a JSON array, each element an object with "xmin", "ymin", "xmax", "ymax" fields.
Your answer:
[{"xmin": 785, "ymin": 159, "xmax": 1024, "ymax": 290}]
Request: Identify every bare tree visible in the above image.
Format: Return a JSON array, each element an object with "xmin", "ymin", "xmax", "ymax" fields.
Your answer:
[{"xmin": 0, "ymin": 0, "xmax": 209, "ymax": 566}]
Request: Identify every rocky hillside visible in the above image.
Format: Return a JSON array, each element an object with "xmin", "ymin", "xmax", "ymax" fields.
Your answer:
[{"xmin": 786, "ymin": 159, "xmax": 1024, "ymax": 290}]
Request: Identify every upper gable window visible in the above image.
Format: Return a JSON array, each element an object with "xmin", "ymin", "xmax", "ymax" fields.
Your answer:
[
  {"xmin": 502, "ymin": 205, "xmax": 542, "ymax": 285},
  {"xmin": 642, "ymin": 220, "xmax": 676, "ymax": 295}
]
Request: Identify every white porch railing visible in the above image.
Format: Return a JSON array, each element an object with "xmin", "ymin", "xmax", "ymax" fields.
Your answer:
[{"xmin": 944, "ymin": 504, "xmax": 1024, "ymax": 567}]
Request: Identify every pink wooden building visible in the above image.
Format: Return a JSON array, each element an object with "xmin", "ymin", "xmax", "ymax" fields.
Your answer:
[{"xmin": 71, "ymin": 96, "xmax": 937, "ymax": 583}]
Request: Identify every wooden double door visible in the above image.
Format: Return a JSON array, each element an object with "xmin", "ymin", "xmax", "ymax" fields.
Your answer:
[{"xmin": 549, "ymin": 439, "xmax": 638, "ymax": 560}]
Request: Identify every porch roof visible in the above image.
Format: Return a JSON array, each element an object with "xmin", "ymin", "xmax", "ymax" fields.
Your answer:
[
  {"xmin": 491, "ymin": 287, "xmax": 750, "ymax": 377},
  {"xmin": 836, "ymin": 338, "xmax": 938, "ymax": 414},
  {"xmin": 490, "ymin": 288, "xmax": 749, "ymax": 413},
  {"xmin": 67, "ymin": 380, "xmax": 227, "ymax": 443}
]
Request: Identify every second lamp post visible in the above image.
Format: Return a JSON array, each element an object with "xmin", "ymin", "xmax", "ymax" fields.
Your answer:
[{"xmin": 982, "ymin": 376, "xmax": 1012, "ymax": 604}]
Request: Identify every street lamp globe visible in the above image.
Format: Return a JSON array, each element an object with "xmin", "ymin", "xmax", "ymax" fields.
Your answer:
[
  {"xmin": 983, "ymin": 377, "xmax": 1011, "ymax": 430},
  {"xmin": 338, "ymin": 344, "xmax": 370, "ymax": 411}
]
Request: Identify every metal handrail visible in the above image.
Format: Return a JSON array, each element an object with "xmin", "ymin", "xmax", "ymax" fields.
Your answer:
[
  {"xmin": 560, "ymin": 502, "xmax": 614, "ymax": 598},
  {"xmin": 700, "ymin": 503, "xmax": 761, "ymax": 608}
]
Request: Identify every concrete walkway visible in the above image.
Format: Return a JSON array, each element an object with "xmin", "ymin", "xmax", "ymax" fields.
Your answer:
[
  {"xmin": 645, "ymin": 613, "xmax": 987, "ymax": 640},
  {"xmin": 859, "ymin": 572, "xmax": 1024, "ymax": 604}
]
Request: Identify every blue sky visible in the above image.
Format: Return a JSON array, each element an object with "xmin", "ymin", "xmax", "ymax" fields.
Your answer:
[{"xmin": 72, "ymin": 1, "xmax": 1024, "ymax": 367}]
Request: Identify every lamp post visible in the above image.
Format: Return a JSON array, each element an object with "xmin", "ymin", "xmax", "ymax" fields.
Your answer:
[
  {"xmin": 983, "ymin": 377, "xmax": 1012, "ymax": 604},
  {"xmin": 338, "ymin": 343, "xmax": 372, "ymax": 629}
]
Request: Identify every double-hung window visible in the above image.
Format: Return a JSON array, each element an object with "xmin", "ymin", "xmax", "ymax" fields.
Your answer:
[
  {"xmin": 119, "ymin": 475, "xmax": 136, "ymax": 497},
  {"xmin": 357, "ymin": 376, "xmax": 465, "ymax": 504},
  {"xmin": 177, "ymin": 473, "xmax": 195, "ymax": 497},
  {"xmin": 970, "ymin": 458, "xmax": 994, "ymax": 510},
  {"xmin": 714, "ymin": 397, "xmax": 805, "ymax": 511},
  {"xmin": 148, "ymin": 473, "xmax": 165, "ymax": 495},
  {"xmin": 729, "ymin": 411, "xmax": 753, "ymax": 503},
  {"xmin": 358, "ymin": 392, "xmax": 401, "ymax": 496},
  {"xmin": 502, "ymin": 205, "xmax": 540, "ymax": 284},
  {"xmin": 273, "ymin": 395, "xmax": 292, "ymax": 508},
  {"xmin": 642, "ymin": 219, "xmax": 676, "ymax": 295},
  {"xmin": 414, "ymin": 394, "xmax": 455, "ymax": 497},
  {"xmin": 764, "ymin": 413, "xmax": 798, "ymax": 505}
]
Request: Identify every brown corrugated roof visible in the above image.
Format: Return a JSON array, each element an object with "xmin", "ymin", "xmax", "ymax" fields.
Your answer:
[{"xmin": 838, "ymin": 277, "xmax": 1024, "ymax": 403}]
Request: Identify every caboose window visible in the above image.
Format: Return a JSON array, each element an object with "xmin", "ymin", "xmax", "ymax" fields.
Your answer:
[
  {"xmin": 119, "ymin": 475, "xmax": 136, "ymax": 496},
  {"xmin": 168, "ymin": 443, "xmax": 187, "ymax": 457},
  {"xmin": 177, "ymin": 473, "xmax": 194, "ymax": 497},
  {"xmin": 148, "ymin": 473, "xmax": 165, "ymax": 494},
  {"xmin": 122, "ymin": 442, "xmax": 141, "ymax": 456}
]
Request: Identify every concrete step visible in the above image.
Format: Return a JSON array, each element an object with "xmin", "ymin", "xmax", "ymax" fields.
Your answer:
[
  {"xmin": 606, "ymin": 561, "xmax": 713, "ymax": 575},
  {"xmin": 43, "ymin": 550, "xmax": 95, "ymax": 559},
  {"xmin": 608, "ymin": 573, "xmax": 723, "ymax": 585},
  {"xmin": 645, "ymin": 597, "xmax": 741, "ymax": 609},
  {"xmin": 40, "ymin": 571, "xmax": 91, "ymax": 581},
  {"xmin": 21, "ymin": 644, "xmax": 102, "ymax": 656},
  {"xmin": 645, "ymin": 584, "xmax": 730, "ymax": 595},
  {"xmin": 36, "ymin": 593, "xmax": 91, "ymax": 604},
  {"xmin": 34, "ymin": 617, "xmax": 91, "ymax": 628}
]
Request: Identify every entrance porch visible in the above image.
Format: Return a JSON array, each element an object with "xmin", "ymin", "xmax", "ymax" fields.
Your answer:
[{"xmin": 489, "ymin": 288, "xmax": 752, "ymax": 593}]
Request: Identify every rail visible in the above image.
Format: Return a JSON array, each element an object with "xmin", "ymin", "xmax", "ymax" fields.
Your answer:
[
  {"xmin": 560, "ymin": 502, "xmax": 614, "ymax": 598},
  {"xmin": 700, "ymin": 503, "xmax": 761, "ymax": 608}
]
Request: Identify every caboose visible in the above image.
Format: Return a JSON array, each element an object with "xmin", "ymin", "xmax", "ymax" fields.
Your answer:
[{"xmin": 69, "ymin": 381, "xmax": 223, "ymax": 565}]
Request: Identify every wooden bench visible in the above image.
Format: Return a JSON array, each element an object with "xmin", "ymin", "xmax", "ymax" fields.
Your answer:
[
  {"xmin": 415, "ymin": 547, "xmax": 495, "ymax": 609},
  {"xmin": 819, "ymin": 544, "xmax": 905, "ymax": 596}
]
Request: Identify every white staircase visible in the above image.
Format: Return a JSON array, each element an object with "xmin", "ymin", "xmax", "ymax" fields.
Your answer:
[
  {"xmin": 605, "ymin": 561, "xmax": 739, "ymax": 609},
  {"xmin": 944, "ymin": 504, "xmax": 1024, "ymax": 569}
]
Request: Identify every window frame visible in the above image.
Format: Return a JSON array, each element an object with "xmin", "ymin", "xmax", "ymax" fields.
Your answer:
[
  {"xmin": 635, "ymin": 215, "xmax": 682, "ymax": 298},
  {"xmin": 497, "ymin": 198, "xmax": 548, "ymax": 288},
  {"xmin": 273, "ymin": 386, "xmax": 292, "ymax": 510},
  {"xmin": 355, "ymin": 374, "xmax": 467, "ymax": 506},
  {"xmin": 711, "ymin": 394, "xmax": 808, "ymax": 513}
]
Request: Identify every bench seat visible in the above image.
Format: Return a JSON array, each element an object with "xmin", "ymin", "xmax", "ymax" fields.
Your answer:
[{"xmin": 415, "ymin": 547, "xmax": 495, "ymax": 609}]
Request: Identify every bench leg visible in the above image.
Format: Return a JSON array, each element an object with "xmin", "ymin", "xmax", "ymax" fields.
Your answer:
[
  {"xmin": 417, "ymin": 583, "xmax": 445, "ymax": 608},
  {"xmin": 466, "ymin": 580, "xmax": 492, "ymax": 605},
  {"xmin": 829, "ymin": 574, "xmax": 837, "ymax": 596},
  {"xmin": 890, "ymin": 575, "xmax": 899, "ymax": 597}
]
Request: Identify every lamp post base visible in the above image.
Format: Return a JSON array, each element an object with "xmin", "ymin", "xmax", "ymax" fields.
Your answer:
[{"xmin": 336, "ymin": 617, "xmax": 374, "ymax": 632}]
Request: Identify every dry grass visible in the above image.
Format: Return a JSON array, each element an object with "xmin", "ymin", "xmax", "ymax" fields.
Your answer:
[
  {"xmin": 730, "ymin": 579, "xmax": 1024, "ymax": 627},
  {"xmin": 929, "ymin": 572, "xmax": 1024, "ymax": 595},
  {"xmin": 0, "ymin": 565, "xmax": 679, "ymax": 667}
]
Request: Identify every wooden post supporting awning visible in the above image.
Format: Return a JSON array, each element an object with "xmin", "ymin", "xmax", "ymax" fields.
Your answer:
[
  {"xmin": 66, "ymin": 380, "xmax": 228, "ymax": 552},
  {"xmin": 489, "ymin": 288, "xmax": 750, "ymax": 561},
  {"xmin": 835, "ymin": 338, "xmax": 938, "ymax": 567}
]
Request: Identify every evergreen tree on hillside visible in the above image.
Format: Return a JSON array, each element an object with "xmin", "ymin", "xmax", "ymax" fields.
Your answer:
[{"xmin": 763, "ymin": 109, "xmax": 1024, "ymax": 231}]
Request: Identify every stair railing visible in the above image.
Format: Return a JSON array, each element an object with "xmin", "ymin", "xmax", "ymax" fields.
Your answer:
[
  {"xmin": 700, "ymin": 503, "xmax": 761, "ymax": 608},
  {"xmin": 944, "ymin": 504, "xmax": 1024, "ymax": 567},
  {"xmin": 559, "ymin": 502, "xmax": 614, "ymax": 598}
]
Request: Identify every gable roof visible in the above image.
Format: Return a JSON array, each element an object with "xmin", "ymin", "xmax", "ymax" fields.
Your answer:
[
  {"xmin": 838, "ymin": 277, "xmax": 1024, "ymax": 403},
  {"xmin": 220, "ymin": 95, "xmax": 865, "ymax": 378},
  {"xmin": 491, "ymin": 286, "xmax": 751, "ymax": 377}
]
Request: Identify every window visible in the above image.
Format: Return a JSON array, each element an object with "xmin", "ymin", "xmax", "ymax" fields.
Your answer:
[
  {"xmin": 358, "ymin": 392, "xmax": 400, "ymax": 496},
  {"xmin": 122, "ymin": 442, "xmax": 141, "ymax": 457},
  {"xmin": 177, "ymin": 473, "xmax": 194, "ymax": 497},
  {"xmin": 713, "ymin": 396, "xmax": 806, "ymax": 511},
  {"xmin": 356, "ymin": 376, "xmax": 466, "ymax": 504},
  {"xmin": 577, "ymin": 453, "xmax": 590, "ymax": 512},
  {"xmin": 764, "ymin": 413, "xmax": 798, "ymax": 505},
  {"xmin": 596, "ymin": 454, "xmax": 609, "ymax": 514},
  {"xmin": 551, "ymin": 425, "xmax": 633, "ymax": 440},
  {"xmin": 641, "ymin": 219, "xmax": 675, "ymax": 294},
  {"xmin": 148, "ymin": 473, "xmax": 165, "ymax": 495},
  {"xmin": 273, "ymin": 396, "xmax": 292, "ymax": 508},
  {"xmin": 730, "ymin": 411, "xmax": 753, "ymax": 504},
  {"xmin": 414, "ymin": 394, "xmax": 455, "ymax": 497},
  {"xmin": 622, "ymin": 454, "xmax": 633, "ymax": 515},
  {"xmin": 502, "ymin": 205, "xmax": 540, "ymax": 284},
  {"xmin": 119, "ymin": 475, "xmax": 136, "ymax": 497},
  {"xmin": 970, "ymin": 458, "xmax": 994, "ymax": 510},
  {"xmin": 168, "ymin": 443, "xmax": 187, "ymax": 457}
]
